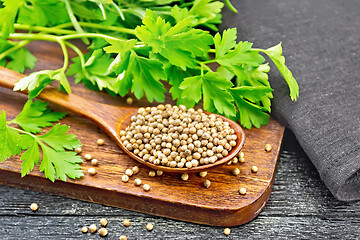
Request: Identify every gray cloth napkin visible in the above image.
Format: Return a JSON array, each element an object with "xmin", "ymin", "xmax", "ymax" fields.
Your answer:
[{"xmin": 220, "ymin": 0, "xmax": 360, "ymax": 201}]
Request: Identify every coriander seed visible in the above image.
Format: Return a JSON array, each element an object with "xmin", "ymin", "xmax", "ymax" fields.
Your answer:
[
  {"xmin": 181, "ymin": 173, "xmax": 189, "ymax": 181},
  {"xmin": 156, "ymin": 170, "xmax": 163, "ymax": 176},
  {"xmin": 203, "ymin": 179, "xmax": 211, "ymax": 188},
  {"xmin": 265, "ymin": 143, "xmax": 272, "ymax": 152},
  {"xmin": 89, "ymin": 224, "xmax": 97, "ymax": 233},
  {"xmin": 30, "ymin": 203, "xmax": 38, "ymax": 211},
  {"xmin": 126, "ymin": 97, "xmax": 133, "ymax": 105},
  {"xmin": 143, "ymin": 184, "xmax": 151, "ymax": 191},
  {"xmin": 123, "ymin": 219, "xmax": 130, "ymax": 227},
  {"xmin": 91, "ymin": 159, "xmax": 99, "ymax": 166},
  {"xmin": 146, "ymin": 223, "xmax": 154, "ymax": 231},
  {"xmin": 88, "ymin": 167, "xmax": 97, "ymax": 176},
  {"xmin": 122, "ymin": 175, "xmax": 129, "ymax": 183},
  {"xmin": 224, "ymin": 228, "xmax": 231, "ymax": 235},
  {"xmin": 120, "ymin": 235, "xmax": 128, "ymax": 240},
  {"xmin": 81, "ymin": 226, "xmax": 88, "ymax": 233},
  {"xmin": 74, "ymin": 147, "xmax": 82, "ymax": 154},
  {"xmin": 132, "ymin": 166, "xmax": 140, "ymax": 174},
  {"xmin": 97, "ymin": 139, "xmax": 104, "ymax": 146},
  {"xmin": 232, "ymin": 168, "xmax": 240, "ymax": 176},
  {"xmin": 239, "ymin": 187, "xmax": 247, "ymax": 195},
  {"xmin": 84, "ymin": 154, "xmax": 92, "ymax": 161},
  {"xmin": 149, "ymin": 170, "xmax": 156, "ymax": 177},
  {"xmin": 134, "ymin": 178, "xmax": 142, "ymax": 186},
  {"xmin": 100, "ymin": 218, "xmax": 108, "ymax": 227},
  {"xmin": 251, "ymin": 165, "xmax": 258, "ymax": 173},
  {"xmin": 125, "ymin": 169, "xmax": 133, "ymax": 177},
  {"xmin": 199, "ymin": 171, "xmax": 207, "ymax": 177},
  {"xmin": 98, "ymin": 227, "xmax": 108, "ymax": 237}
]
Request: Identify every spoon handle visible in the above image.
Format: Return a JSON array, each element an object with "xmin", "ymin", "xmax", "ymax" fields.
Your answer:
[{"xmin": 0, "ymin": 67, "xmax": 121, "ymax": 123}]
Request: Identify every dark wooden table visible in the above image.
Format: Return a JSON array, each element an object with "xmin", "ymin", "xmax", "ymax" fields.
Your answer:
[
  {"xmin": 1, "ymin": 129, "xmax": 359, "ymax": 239},
  {"xmin": 1, "ymin": 0, "xmax": 360, "ymax": 239}
]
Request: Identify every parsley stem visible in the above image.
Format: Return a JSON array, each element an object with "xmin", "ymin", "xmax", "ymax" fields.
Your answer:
[
  {"xmin": 57, "ymin": 39, "xmax": 69, "ymax": 72},
  {"xmin": 224, "ymin": 0, "xmax": 238, "ymax": 13},
  {"xmin": 64, "ymin": 42, "xmax": 86, "ymax": 72},
  {"xmin": 64, "ymin": 0, "xmax": 89, "ymax": 44},
  {"xmin": 54, "ymin": 22, "xmax": 136, "ymax": 35},
  {"xmin": 8, "ymin": 126, "xmax": 36, "ymax": 139},
  {"xmin": 8, "ymin": 33, "xmax": 60, "ymax": 42},
  {"xmin": 14, "ymin": 24, "xmax": 77, "ymax": 35},
  {"xmin": 0, "ymin": 40, "xmax": 32, "ymax": 61},
  {"xmin": 60, "ymin": 33, "xmax": 123, "ymax": 41}
]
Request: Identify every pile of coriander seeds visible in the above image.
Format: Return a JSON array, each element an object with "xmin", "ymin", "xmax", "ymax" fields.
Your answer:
[{"xmin": 120, "ymin": 104, "xmax": 238, "ymax": 169}]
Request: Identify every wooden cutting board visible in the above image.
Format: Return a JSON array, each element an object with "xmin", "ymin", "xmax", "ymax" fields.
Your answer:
[{"xmin": 0, "ymin": 41, "xmax": 284, "ymax": 227}]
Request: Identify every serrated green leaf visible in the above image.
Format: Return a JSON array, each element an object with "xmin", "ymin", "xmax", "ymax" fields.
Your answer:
[
  {"xmin": 38, "ymin": 124, "xmax": 81, "ymax": 152},
  {"xmin": 12, "ymin": 100, "xmax": 66, "ymax": 134},
  {"xmin": 20, "ymin": 135, "xmax": 40, "ymax": 177},
  {"xmin": 0, "ymin": 110, "xmax": 22, "ymax": 161},
  {"xmin": 5, "ymin": 47, "xmax": 37, "ymax": 73},
  {"xmin": 0, "ymin": 0, "xmax": 25, "ymax": 38},
  {"xmin": 214, "ymin": 28, "xmax": 237, "ymax": 58}
]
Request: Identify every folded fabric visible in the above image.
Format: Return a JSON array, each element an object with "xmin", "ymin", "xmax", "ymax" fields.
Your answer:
[{"xmin": 220, "ymin": 0, "xmax": 360, "ymax": 201}]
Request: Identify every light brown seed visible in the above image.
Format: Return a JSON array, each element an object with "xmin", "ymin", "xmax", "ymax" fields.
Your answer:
[
  {"xmin": 146, "ymin": 223, "xmax": 154, "ymax": 231},
  {"xmin": 239, "ymin": 187, "xmax": 247, "ymax": 195},
  {"xmin": 149, "ymin": 170, "xmax": 156, "ymax": 177},
  {"xmin": 30, "ymin": 203, "xmax": 38, "ymax": 211},
  {"xmin": 97, "ymin": 139, "xmax": 104, "ymax": 146},
  {"xmin": 239, "ymin": 157, "xmax": 245, "ymax": 163},
  {"xmin": 132, "ymin": 166, "xmax": 140, "ymax": 174},
  {"xmin": 122, "ymin": 175, "xmax": 129, "ymax": 183},
  {"xmin": 89, "ymin": 224, "xmax": 97, "ymax": 233},
  {"xmin": 100, "ymin": 218, "xmax": 108, "ymax": 227},
  {"xmin": 181, "ymin": 173, "xmax": 189, "ymax": 181},
  {"xmin": 232, "ymin": 168, "xmax": 240, "ymax": 176},
  {"xmin": 98, "ymin": 227, "xmax": 108, "ymax": 237},
  {"xmin": 265, "ymin": 143, "xmax": 272, "ymax": 152},
  {"xmin": 119, "ymin": 235, "xmax": 128, "ymax": 240},
  {"xmin": 156, "ymin": 170, "xmax": 163, "ymax": 176},
  {"xmin": 134, "ymin": 178, "xmax": 142, "ymax": 186},
  {"xmin": 84, "ymin": 154, "xmax": 92, "ymax": 161},
  {"xmin": 204, "ymin": 179, "xmax": 211, "ymax": 188},
  {"xmin": 126, "ymin": 97, "xmax": 133, "ymax": 105},
  {"xmin": 199, "ymin": 171, "xmax": 207, "ymax": 177},
  {"xmin": 91, "ymin": 159, "xmax": 99, "ymax": 166},
  {"xmin": 143, "ymin": 184, "xmax": 151, "ymax": 191},
  {"xmin": 74, "ymin": 147, "xmax": 82, "ymax": 154},
  {"xmin": 224, "ymin": 228, "xmax": 231, "ymax": 235},
  {"xmin": 123, "ymin": 219, "xmax": 130, "ymax": 227},
  {"xmin": 81, "ymin": 226, "xmax": 88, "ymax": 233},
  {"xmin": 251, "ymin": 165, "xmax": 258, "ymax": 173},
  {"xmin": 125, "ymin": 169, "xmax": 133, "ymax": 176},
  {"xmin": 88, "ymin": 168, "xmax": 97, "ymax": 176}
]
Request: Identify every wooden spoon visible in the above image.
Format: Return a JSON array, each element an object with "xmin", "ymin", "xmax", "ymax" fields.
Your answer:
[{"xmin": 0, "ymin": 67, "xmax": 245, "ymax": 173}]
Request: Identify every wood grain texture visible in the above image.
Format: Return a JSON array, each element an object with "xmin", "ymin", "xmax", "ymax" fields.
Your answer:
[{"xmin": 0, "ymin": 40, "xmax": 283, "ymax": 227}]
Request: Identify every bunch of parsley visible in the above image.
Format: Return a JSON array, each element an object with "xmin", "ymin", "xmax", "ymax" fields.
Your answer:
[{"xmin": 0, "ymin": 0, "xmax": 299, "ymax": 181}]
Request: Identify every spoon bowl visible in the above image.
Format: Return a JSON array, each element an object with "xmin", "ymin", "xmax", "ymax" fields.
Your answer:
[{"xmin": 0, "ymin": 67, "xmax": 245, "ymax": 173}]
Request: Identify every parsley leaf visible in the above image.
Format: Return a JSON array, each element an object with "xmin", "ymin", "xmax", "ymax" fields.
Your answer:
[
  {"xmin": 0, "ymin": 0, "xmax": 24, "ymax": 38},
  {"xmin": 1, "ymin": 101, "xmax": 83, "ymax": 181},
  {"xmin": 12, "ymin": 100, "xmax": 66, "ymax": 134}
]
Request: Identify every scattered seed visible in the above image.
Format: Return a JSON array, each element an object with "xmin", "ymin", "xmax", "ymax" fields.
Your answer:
[
  {"xmin": 251, "ymin": 166, "xmax": 258, "ymax": 173},
  {"xmin": 148, "ymin": 170, "xmax": 156, "ymax": 177},
  {"xmin": 238, "ymin": 151, "xmax": 244, "ymax": 158},
  {"xmin": 30, "ymin": 203, "xmax": 38, "ymax": 211},
  {"xmin": 119, "ymin": 235, "xmax": 128, "ymax": 240},
  {"xmin": 89, "ymin": 224, "xmax": 97, "ymax": 233},
  {"xmin": 134, "ymin": 178, "xmax": 142, "ymax": 186},
  {"xmin": 132, "ymin": 166, "xmax": 140, "ymax": 174},
  {"xmin": 91, "ymin": 159, "xmax": 99, "ymax": 166},
  {"xmin": 232, "ymin": 157, "xmax": 238, "ymax": 164},
  {"xmin": 203, "ymin": 179, "xmax": 211, "ymax": 188},
  {"xmin": 265, "ymin": 143, "xmax": 272, "ymax": 152},
  {"xmin": 181, "ymin": 173, "xmax": 189, "ymax": 181},
  {"xmin": 75, "ymin": 147, "xmax": 82, "ymax": 154},
  {"xmin": 122, "ymin": 175, "xmax": 129, "ymax": 183},
  {"xmin": 100, "ymin": 218, "xmax": 108, "ymax": 227},
  {"xmin": 239, "ymin": 187, "xmax": 247, "ymax": 195},
  {"xmin": 143, "ymin": 184, "xmax": 151, "ymax": 191},
  {"xmin": 231, "ymin": 168, "xmax": 240, "ymax": 176},
  {"xmin": 146, "ymin": 223, "xmax": 154, "ymax": 231},
  {"xmin": 156, "ymin": 170, "xmax": 163, "ymax": 176},
  {"xmin": 227, "ymin": 161, "xmax": 232, "ymax": 165},
  {"xmin": 88, "ymin": 167, "xmax": 97, "ymax": 176},
  {"xmin": 239, "ymin": 157, "xmax": 245, "ymax": 163},
  {"xmin": 98, "ymin": 227, "xmax": 108, "ymax": 237},
  {"xmin": 126, "ymin": 97, "xmax": 133, "ymax": 105},
  {"xmin": 123, "ymin": 219, "xmax": 130, "ymax": 227},
  {"xmin": 97, "ymin": 139, "xmax": 104, "ymax": 146},
  {"xmin": 81, "ymin": 226, "xmax": 88, "ymax": 233},
  {"xmin": 224, "ymin": 228, "xmax": 231, "ymax": 235},
  {"xmin": 84, "ymin": 154, "xmax": 92, "ymax": 161},
  {"xmin": 199, "ymin": 171, "xmax": 207, "ymax": 177},
  {"xmin": 125, "ymin": 169, "xmax": 133, "ymax": 177}
]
